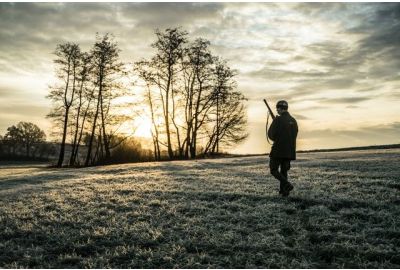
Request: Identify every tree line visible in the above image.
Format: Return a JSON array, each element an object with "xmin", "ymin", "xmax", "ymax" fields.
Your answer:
[{"xmin": 47, "ymin": 27, "xmax": 248, "ymax": 167}]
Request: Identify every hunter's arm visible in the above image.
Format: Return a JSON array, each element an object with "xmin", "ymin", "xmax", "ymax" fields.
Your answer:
[{"xmin": 268, "ymin": 118, "xmax": 278, "ymax": 141}]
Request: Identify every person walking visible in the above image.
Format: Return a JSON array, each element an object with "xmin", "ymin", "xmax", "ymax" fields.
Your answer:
[{"xmin": 267, "ymin": 100, "xmax": 298, "ymax": 196}]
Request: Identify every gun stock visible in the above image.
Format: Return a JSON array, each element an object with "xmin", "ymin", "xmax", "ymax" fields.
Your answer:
[{"xmin": 263, "ymin": 99, "xmax": 276, "ymax": 120}]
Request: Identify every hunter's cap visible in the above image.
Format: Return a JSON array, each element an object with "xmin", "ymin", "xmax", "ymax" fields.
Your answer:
[{"xmin": 276, "ymin": 100, "xmax": 288, "ymax": 109}]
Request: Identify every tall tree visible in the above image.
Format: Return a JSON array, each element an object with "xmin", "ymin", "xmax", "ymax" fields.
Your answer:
[
  {"xmin": 203, "ymin": 60, "xmax": 248, "ymax": 155},
  {"xmin": 211, "ymin": 59, "xmax": 236, "ymax": 153},
  {"xmin": 47, "ymin": 42, "xmax": 81, "ymax": 167},
  {"xmin": 135, "ymin": 28, "xmax": 188, "ymax": 159},
  {"xmin": 69, "ymin": 52, "xmax": 93, "ymax": 166},
  {"xmin": 151, "ymin": 28, "xmax": 187, "ymax": 159},
  {"xmin": 134, "ymin": 63, "xmax": 164, "ymax": 161},
  {"xmin": 186, "ymin": 38, "xmax": 215, "ymax": 158},
  {"xmin": 85, "ymin": 33, "xmax": 124, "ymax": 166}
]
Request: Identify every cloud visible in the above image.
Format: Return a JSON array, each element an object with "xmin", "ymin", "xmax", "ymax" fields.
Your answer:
[
  {"xmin": 0, "ymin": 3, "xmax": 122, "ymax": 74},
  {"xmin": 346, "ymin": 105, "xmax": 359, "ymax": 109},
  {"xmin": 120, "ymin": 3, "xmax": 224, "ymax": 29},
  {"xmin": 349, "ymin": 4, "xmax": 400, "ymax": 50},
  {"xmin": 301, "ymin": 122, "xmax": 400, "ymax": 141},
  {"xmin": 318, "ymin": 96, "xmax": 372, "ymax": 104},
  {"xmin": 242, "ymin": 3, "xmax": 400, "ymax": 107},
  {"xmin": 0, "ymin": 100, "xmax": 50, "ymax": 134},
  {"xmin": 248, "ymin": 67, "xmax": 327, "ymax": 81},
  {"xmin": 0, "ymin": 103, "xmax": 48, "ymax": 119},
  {"xmin": 0, "ymin": 3, "xmax": 228, "ymax": 73},
  {"xmin": 345, "ymin": 4, "xmax": 400, "ymax": 81}
]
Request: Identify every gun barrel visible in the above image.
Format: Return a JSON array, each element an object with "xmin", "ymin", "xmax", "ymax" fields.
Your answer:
[{"xmin": 263, "ymin": 99, "xmax": 276, "ymax": 120}]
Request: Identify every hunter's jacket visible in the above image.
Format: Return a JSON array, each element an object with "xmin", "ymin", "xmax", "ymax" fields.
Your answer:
[{"xmin": 268, "ymin": 111, "xmax": 298, "ymax": 160}]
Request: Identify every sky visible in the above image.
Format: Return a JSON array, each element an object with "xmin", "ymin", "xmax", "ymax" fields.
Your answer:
[{"xmin": 0, "ymin": 2, "xmax": 399, "ymax": 154}]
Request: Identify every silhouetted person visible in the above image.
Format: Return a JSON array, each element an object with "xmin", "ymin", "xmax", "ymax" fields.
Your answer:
[{"xmin": 268, "ymin": 100, "xmax": 298, "ymax": 196}]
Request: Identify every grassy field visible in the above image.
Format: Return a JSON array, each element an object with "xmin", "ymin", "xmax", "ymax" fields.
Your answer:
[{"xmin": 0, "ymin": 149, "xmax": 399, "ymax": 268}]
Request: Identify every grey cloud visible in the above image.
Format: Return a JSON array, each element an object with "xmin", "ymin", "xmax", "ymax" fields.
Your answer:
[
  {"xmin": 301, "ymin": 122, "xmax": 400, "ymax": 146},
  {"xmin": 246, "ymin": 3, "xmax": 400, "ymax": 104},
  {"xmin": 324, "ymin": 78, "xmax": 356, "ymax": 89},
  {"xmin": 119, "ymin": 3, "xmax": 223, "ymax": 29},
  {"xmin": 356, "ymin": 86, "xmax": 380, "ymax": 93},
  {"xmin": 0, "ymin": 3, "xmax": 229, "ymax": 73},
  {"xmin": 0, "ymin": 3, "xmax": 125, "ymax": 73},
  {"xmin": 319, "ymin": 96, "xmax": 371, "ymax": 104},
  {"xmin": 348, "ymin": 3, "xmax": 400, "ymax": 39},
  {"xmin": 248, "ymin": 68, "xmax": 328, "ymax": 81},
  {"xmin": 291, "ymin": 77, "xmax": 357, "ymax": 93},
  {"xmin": 388, "ymin": 90, "xmax": 400, "ymax": 100},
  {"xmin": 0, "ymin": 3, "xmax": 120, "ymax": 45},
  {"xmin": 287, "ymin": 94, "xmax": 373, "ymax": 108},
  {"xmin": 347, "ymin": 4, "xmax": 400, "ymax": 79},
  {"xmin": 0, "ymin": 88, "xmax": 23, "ymax": 99},
  {"xmin": 246, "ymin": 41, "xmax": 358, "ymax": 95},
  {"xmin": 0, "ymin": 102, "xmax": 50, "ymax": 134},
  {"xmin": 294, "ymin": 3, "xmax": 349, "ymax": 17},
  {"xmin": 0, "ymin": 80, "xmax": 50, "ymax": 120},
  {"xmin": 0, "ymin": 103, "xmax": 49, "ymax": 118},
  {"xmin": 295, "ymin": 3, "xmax": 378, "ymax": 30},
  {"xmin": 306, "ymin": 42, "xmax": 362, "ymax": 71}
]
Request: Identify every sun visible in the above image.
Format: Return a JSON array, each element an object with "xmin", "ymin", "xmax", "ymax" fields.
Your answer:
[{"xmin": 134, "ymin": 115, "xmax": 153, "ymax": 138}]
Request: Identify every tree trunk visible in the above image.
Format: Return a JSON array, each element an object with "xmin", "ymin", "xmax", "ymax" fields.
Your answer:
[
  {"xmin": 185, "ymin": 77, "xmax": 195, "ymax": 159},
  {"xmin": 73, "ymin": 91, "xmax": 92, "ymax": 165},
  {"xmin": 165, "ymin": 69, "xmax": 173, "ymax": 159},
  {"xmin": 69, "ymin": 102, "xmax": 81, "ymax": 165},
  {"xmin": 216, "ymin": 95, "xmax": 219, "ymax": 153},
  {"xmin": 100, "ymin": 89, "xmax": 111, "ymax": 160},
  {"xmin": 171, "ymin": 84, "xmax": 183, "ymax": 158},
  {"xmin": 56, "ymin": 59, "xmax": 72, "ymax": 168},
  {"xmin": 57, "ymin": 106, "xmax": 69, "ymax": 167},
  {"xmin": 191, "ymin": 79, "xmax": 203, "ymax": 158},
  {"xmin": 85, "ymin": 87, "xmax": 101, "ymax": 166}
]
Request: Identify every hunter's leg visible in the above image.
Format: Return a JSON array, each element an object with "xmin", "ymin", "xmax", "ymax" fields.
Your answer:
[
  {"xmin": 281, "ymin": 160, "xmax": 293, "ymax": 193},
  {"xmin": 281, "ymin": 159, "xmax": 290, "ymax": 179},
  {"xmin": 270, "ymin": 158, "xmax": 288, "ymax": 193}
]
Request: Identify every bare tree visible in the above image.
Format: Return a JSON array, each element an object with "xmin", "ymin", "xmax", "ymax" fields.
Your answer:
[
  {"xmin": 204, "ymin": 76, "xmax": 248, "ymax": 154},
  {"xmin": 134, "ymin": 62, "xmax": 163, "ymax": 160},
  {"xmin": 147, "ymin": 82, "xmax": 162, "ymax": 160},
  {"xmin": 209, "ymin": 100, "xmax": 248, "ymax": 153},
  {"xmin": 210, "ymin": 59, "xmax": 237, "ymax": 153},
  {"xmin": 135, "ymin": 28, "xmax": 188, "ymax": 159},
  {"xmin": 185, "ymin": 38, "xmax": 216, "ymax": 158},
  {"xmin": 148, "ymin": 87, "xmax": 162, "ymax": 160},
  {"xmin": 135, "ymin": 28, "xmax": 248, "ymax": 160},
  {"xmin": 85, "ymin": 33, "xmax": 124, "ymax": 166},
  {"xmin": 47, "ymin": 42, "xmax": 81, "ymax": 167},
  {"xmin": 150, "ymin": 28, "xmax": 187, "ymax": 159},
  {"xmin": 69, "ymin": 52, "xmax": 94, "ymax": 166}
]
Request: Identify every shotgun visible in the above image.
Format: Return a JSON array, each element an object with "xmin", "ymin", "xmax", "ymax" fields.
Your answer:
[{"xmin": 263, "ymin": 99, "xmax": 276, "ymax": 120}]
